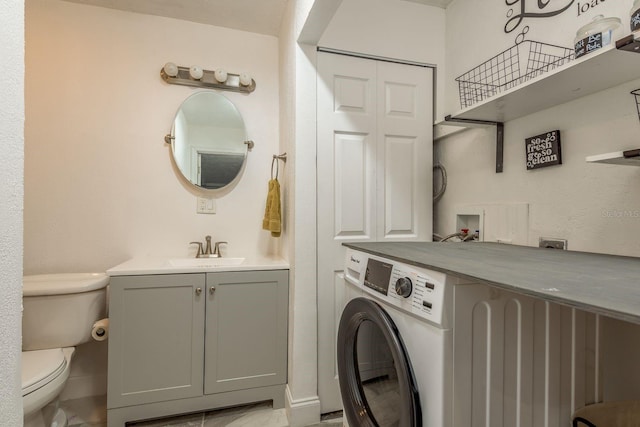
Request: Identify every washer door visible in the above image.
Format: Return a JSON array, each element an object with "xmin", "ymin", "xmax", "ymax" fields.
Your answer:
[{"xmin": 338, "ymin": 297, "xmax": 421, "ymax": 427}]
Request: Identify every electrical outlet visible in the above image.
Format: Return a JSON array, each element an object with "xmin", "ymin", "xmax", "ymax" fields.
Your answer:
[
  {"xmin": 196, "ymin": 197, "xmax": 216, "ymax": 214},
  {"xmin": 539, "ymin": 238, "xmax": 567, "ymax": 250}
]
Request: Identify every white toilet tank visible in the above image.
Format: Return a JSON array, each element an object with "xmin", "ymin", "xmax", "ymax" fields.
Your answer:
[{"xmin": 22, "ymin": 273, "xmax": 109, "ymax": 351}]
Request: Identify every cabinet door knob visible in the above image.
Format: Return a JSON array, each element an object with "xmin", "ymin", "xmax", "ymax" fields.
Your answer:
[
  {"xmin": 209, "ymin": 286, "xmax": 216, "ymax": 295},
  {"xmin": 195, "ymin": 287, "xmax": 202, "ymax": 296}
]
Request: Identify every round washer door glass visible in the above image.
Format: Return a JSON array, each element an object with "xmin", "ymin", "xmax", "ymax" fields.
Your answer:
[{"xmin": 337, "ymin": 297, "xmax": 421, "ymax": 427}]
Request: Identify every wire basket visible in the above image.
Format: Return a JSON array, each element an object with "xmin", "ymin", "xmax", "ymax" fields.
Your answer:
[
  {"xmin": 456, "ymin": 40, "xmax": 575, "ymax": 109},
  {"xmin": 632, "ymin": 89, "xmax": 640, "ymax": 122}
]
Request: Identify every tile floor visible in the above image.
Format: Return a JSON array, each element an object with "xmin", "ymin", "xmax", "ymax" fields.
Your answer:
[{"xmin": 61, "ymin": 396, "xmax": 343, "ymax": 427}]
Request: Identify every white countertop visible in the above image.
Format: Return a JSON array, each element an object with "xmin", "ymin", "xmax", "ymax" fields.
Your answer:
[{"xmin": 107, "ymin": 255, "xmax": 289, "ymax": 276}]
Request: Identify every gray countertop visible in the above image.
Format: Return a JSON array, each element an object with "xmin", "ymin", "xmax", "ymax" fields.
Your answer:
[{"xmin": 343, "ymin": 242, "xmax": 640, "ymax": 324}]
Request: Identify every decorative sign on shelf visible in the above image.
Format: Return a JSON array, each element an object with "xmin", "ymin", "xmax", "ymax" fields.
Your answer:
[{"xmin": 525, "ymin": 130, "xmax": 562, "ymax": 170}]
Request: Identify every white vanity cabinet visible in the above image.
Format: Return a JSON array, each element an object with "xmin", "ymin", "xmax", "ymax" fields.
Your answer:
[{"xmin": 106, "ymin": 269, "xmax": 288, "ymax": 427}]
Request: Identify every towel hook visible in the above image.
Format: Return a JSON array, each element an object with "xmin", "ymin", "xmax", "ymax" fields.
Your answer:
[
  {"xmin": 271, "ymin": 152, "xmax": 287, "ymax": 180},
  {"xmin": 271, "ymin": 156, "xmax": 279, "ymax": 180}
]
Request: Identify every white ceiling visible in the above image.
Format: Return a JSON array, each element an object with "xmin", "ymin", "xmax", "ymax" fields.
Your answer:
[
  {"xmin": 401, "ymin": 0, "xmax": 453, "ymax": 8},
  {"xmin": 62, "ymin": 0, "xmax": 451, "ymax": 37},
  {"xmin": 62, "ymin": 0, "xmax": 289, "ymax": 36}
]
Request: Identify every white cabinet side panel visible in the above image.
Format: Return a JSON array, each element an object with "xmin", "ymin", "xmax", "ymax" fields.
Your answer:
[{"xmin": 454, "ymin": 284, "xmax": 600, "ymax": 427}]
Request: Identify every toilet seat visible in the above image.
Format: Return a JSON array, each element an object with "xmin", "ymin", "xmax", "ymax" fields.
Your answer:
[
  {"xmin": 22, "ymin": 348, "xmax": 67, "ymax": 396},
  {"xmin": 22, "ymin": 347, "xmax": 74, "ymax": 418}
]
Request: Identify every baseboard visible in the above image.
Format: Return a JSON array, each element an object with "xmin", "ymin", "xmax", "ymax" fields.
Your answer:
[
  {"xmin": 59, "ymin": 374, "xmax": 107, "ymax": 401},
  {"xmin": 285, "ymin": 385, "xmax": 321, "ymax": 427}
]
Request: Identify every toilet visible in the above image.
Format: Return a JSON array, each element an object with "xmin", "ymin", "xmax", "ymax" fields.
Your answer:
[{"xmin": 22, "ymin": 273, "xmax": 109, "ymax": 427}]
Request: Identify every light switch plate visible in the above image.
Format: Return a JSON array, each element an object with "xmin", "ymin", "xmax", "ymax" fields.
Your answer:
[{"xmin": 197, "ymin": 197, "xmax": 216, "ymax": 214}]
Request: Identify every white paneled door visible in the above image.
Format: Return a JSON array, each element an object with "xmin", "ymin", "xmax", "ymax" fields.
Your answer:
[{"xmin": 316, "ymin": 52, "xmax": 433, "ymax": 413}]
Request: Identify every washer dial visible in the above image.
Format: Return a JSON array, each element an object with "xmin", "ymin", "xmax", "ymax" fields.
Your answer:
[{"xmin": 395, "ymin": 277, "xmax": 413, "ymax": 298}]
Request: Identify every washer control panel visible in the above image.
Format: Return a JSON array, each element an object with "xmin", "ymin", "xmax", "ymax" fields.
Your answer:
[{"xmin": 346, "ymin": 248, "xmax": 449, "ymax": 326}]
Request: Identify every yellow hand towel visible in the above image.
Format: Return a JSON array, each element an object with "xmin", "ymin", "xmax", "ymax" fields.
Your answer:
[{"xmin": 262, "ymin": 178, "xmax": 281, "ymax": 237}]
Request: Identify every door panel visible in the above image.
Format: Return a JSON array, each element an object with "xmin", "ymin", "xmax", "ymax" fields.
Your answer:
[
  {"xmin": 318, "ymin": 53, "xmax": 378, "ymax": 413},
  {"xmin": 376, "ymin": 61, "xmax": 432, "ymax": 242},
  {"xmin": 317, "ymin": 52, "xmax": 433, "ymax": 413},
  {"xmin": 334, "ymin": 132, "xmax": 373, "ymax": 238},
  {"xmin": 384, "ymin": 135, "xmax": 418, "ymax": 237},
  {"xmin": 384, "ymin": 82, "xmax": 417, "ymax": 118},
  {"xmin": 334, "ymin": 75, "xmax": 371, "ymax": 114}
]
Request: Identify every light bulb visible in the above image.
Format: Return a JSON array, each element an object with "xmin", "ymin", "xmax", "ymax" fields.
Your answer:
[
  {"xmin": 239, "ymin": 72, "xmax": 252, "ymax": 86},
  {"xmin": 189, "ymin": 66, "xmax": 203, "ymax": 80},
  {"xmin": 214, "ymin": 68, "xmax": 228, "ymax": 83},
  {"xmin": 163, "ymin": 62, "xmax": 179, "ymax": 77}
]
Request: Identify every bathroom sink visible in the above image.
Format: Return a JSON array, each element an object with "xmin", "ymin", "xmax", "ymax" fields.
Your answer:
[{"xmin": 168, "ymin": 257, "xmax": 246, "ymax": 268}]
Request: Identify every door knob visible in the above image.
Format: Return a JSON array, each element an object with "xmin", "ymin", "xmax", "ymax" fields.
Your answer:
[
  {"xmin": 210, "ymin": 286, "xmax": 216, "ymax": 295},
  {"xmin": 195, "ymin": 287, "xmax": 202, "ymax": 296}
]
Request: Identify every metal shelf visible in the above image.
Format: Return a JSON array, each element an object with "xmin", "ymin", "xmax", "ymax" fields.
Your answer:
[
  {"xmin": 586, "ymin": 150, "xmax": 640, "ymax": 166},
  {"xmin": 434, "ymin": 34, "xmax": 640, "ymax": 172},
  {"xmin": 440, "ymin": 34, "xmax": 640, "ymax": 124}
]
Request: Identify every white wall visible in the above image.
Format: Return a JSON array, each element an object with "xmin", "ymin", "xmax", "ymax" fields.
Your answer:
[
  {"xmin": 25, "ymin": 0, "xmax": 281, "ymax": 275},
  {"xmin": 438, "ymin": 0, "xmax": 640, "ymax": 402},
  {"xmin": 319, "ymin": 0, "xmax": 446, "ymax": 118},
  {"xmin": 25, "ymin": 0, "xmax": 280, "ymax": 400},
  {"xmin": 279, "ymin": 1, "xmax": 325, "ymax": 424},
  {"xmin": 439, "ymin": 0, "xmax": 640, "ymax": 256},
  {"xmin": 0, "ymin": 1, "xmax": 24, "ymax": 423}
]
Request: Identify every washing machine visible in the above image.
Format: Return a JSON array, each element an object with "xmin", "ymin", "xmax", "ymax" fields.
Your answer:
[{"xmin": 338, "ymin": 247, "xmax": 460, "ymax": 427}]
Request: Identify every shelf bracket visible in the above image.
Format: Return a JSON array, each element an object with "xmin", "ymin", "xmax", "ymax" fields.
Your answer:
[
  {"xmin": 616, "ymin": 34, "xmax": 640, "ymax": 54},
  {"xmin": 444, "ymin": 115, "xmax": 504, "ymax": 173}
]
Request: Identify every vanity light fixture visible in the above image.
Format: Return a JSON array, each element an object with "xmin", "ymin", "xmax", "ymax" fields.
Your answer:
[
  {"xmin": 163, "ymin": 62, "xmax": 179, "ymax": 77},
  {"xmin": 239, "ymin": 72, "xmax": 252, "ymax": 86},
  {"xmin": 189, "ymin": 65, "xmax": 204, "ymax": 80},
  {"xmin": 160, "ymin": 62, "xmax": 256, "ymax": 93},
  {"xmin": 214, "ymin": 68, "xmax": 228, "ymax": 83}
]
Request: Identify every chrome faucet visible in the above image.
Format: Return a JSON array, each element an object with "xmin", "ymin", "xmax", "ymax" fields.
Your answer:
[{"xmin": 190, "ymin": 236, "xmax": 226, "ymax": 258}]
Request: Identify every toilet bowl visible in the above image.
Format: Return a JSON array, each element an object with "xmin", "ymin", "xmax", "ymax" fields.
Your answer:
[
  {"xmin": 22, "ymin": 273, "xmax": 109, "ymax": 427},
  {"xmin": 22, "ymin": 348, "xmax": 74, "ymax": 427}
]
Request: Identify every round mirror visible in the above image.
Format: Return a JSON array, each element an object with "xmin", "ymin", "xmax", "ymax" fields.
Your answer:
[{"xmin": 169, "ymin": 91, "xmax": 248, "ymax": 190}]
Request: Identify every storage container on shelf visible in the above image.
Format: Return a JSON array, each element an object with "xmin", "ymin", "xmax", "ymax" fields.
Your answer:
[
  {"xmin": 632, "ymin": 0, "xmax": 640, "ymax": 33},
  {"xmin": 574, "ymin": 15, "xmax": 622, "ymax": 59}
]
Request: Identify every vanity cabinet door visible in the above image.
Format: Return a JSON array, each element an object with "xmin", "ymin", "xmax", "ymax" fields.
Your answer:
[
  {"xmin": 108, "ymin": 274, "xmax": 206, "ymax": 408},
  {"xmin": 204, "ymin": 270, "xmax": 288, "ymax": 395}
]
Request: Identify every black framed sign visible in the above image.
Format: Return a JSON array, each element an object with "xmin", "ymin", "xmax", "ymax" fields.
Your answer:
[{"xmin": 525, "ymin": 130, "xmax": 562, "ymax": 170}]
